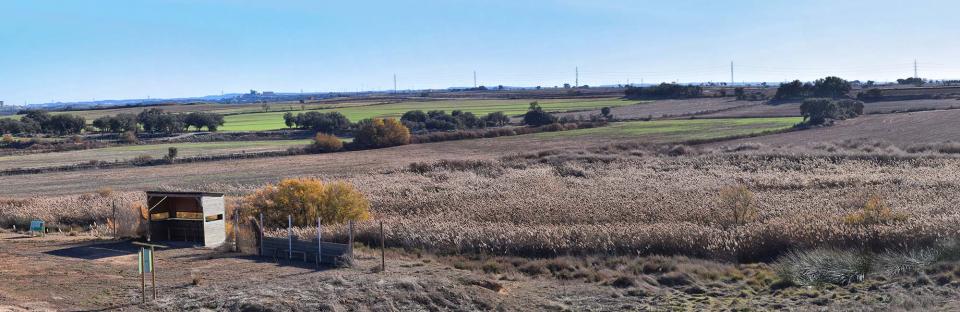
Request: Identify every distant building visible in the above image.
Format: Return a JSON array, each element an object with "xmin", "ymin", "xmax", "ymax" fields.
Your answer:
[{"xmin": 262, "ymin": 91, "xmax": 276, "ymax": 96}]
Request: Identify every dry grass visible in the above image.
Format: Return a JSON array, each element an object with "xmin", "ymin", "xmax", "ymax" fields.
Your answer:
[{"xmin": 7, "ymin": 143, "xmax": 960, "ymax": 262}]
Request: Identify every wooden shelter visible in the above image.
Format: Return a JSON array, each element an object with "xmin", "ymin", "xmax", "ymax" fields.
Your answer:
[{"xmin": 146, "ymin": 191, "xmax": 226, "ymax": 247}]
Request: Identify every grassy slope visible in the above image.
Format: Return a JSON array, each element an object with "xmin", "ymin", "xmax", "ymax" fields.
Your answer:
[
  {"xmin": 221, "ymin": 98, "xmax": 641, "ymax": 131},
  {"xmin": 536, "ymin": 117, "xmax": 803, "ymax": 142}
]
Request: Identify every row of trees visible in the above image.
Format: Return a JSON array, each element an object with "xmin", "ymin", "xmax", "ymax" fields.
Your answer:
[
  {"xmin": 283, "ymin": 111, "xmax": 351, "ymax": 134},
  {"xmin": 135, "ymin": 109, "xmax": 224, "ymax": 133},
  {"xmin": 624, "ymin": 83, "xmax": 704, "ymax": 99},
  {"xmin": 773, "ymin": 76, "xmax": 852, "ymax": 100},
  {"xmin": 400, "ymin": 110, "xmax": 509, "ymax": 131},
  {"xmin": 0, "ymin": 110, "xmax": 86, "ymax": 135}
]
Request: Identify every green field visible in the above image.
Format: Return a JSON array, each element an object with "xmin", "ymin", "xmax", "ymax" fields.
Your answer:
[
  {"xmin": 220, "ymin": 98, "xmax": 641, "ymax": 131},
  {"xmin": 536, "ymin": 117, "xmax": 803, "ymax": 142},
  {"xmin": 0, "ymin": 139, "xmax": 314, "ymax": 170}
]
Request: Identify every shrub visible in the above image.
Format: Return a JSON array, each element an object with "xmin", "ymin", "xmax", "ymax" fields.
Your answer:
[
  {"xmin": 1, "ymin": 133, "xmax": 13, "ymax": 144},
  {"xmin": 523, "ymin": 102, "xmax": 557, "ymax": 126},
  {"xmin": 775, "ymin": 249, "xmax": 869, "ymax": 286},
  {"xmin": 843, "ymin": 195, "xmax": 908, "ymax": 226},
  {"xmin": 121, "ymin": 131, "xmax": 138, "ymax": 144},
  {"xmin": 242, "ymin": 178, "xmax": 371, "ymax": 227},
  {"xmin": 716, "ymin": 185, "xmax": 757, "ymax": 228},
  {"xmin": 483, "ymin": 112, "xmax": 510, "ymax": 127},
  {"xmin": 166, "ymin": 147, "xmax": 178, "ymax": 161},
  {"xmin": 96, "ymin": 187, "xmax": 113, "ymax": 198},
  {"xmin": 351, "ymin": 118, "xmax": 410, "ymax": 149},
  {"xmin": 307, "ymin": 133, "xmax": 343, "ymax": 153}
]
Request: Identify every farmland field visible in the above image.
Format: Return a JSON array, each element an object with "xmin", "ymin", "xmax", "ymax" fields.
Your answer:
[
  {"xmin": 714, "ymin": 108, "xmax": 960, "ymax": 147},
  {"xmin": 220, "ymin": 98, "xmax": 641, "ymax": 131},
  {"xmin": 537, "ymin": 117, "xmax": 801, "ymax": 142},
  {"xmin": 700, "ymin": 98, "xmax": 960, "ymax": 118},
  {"xmin": 0, "ymin": 139, "xmax": 311, "ymax": 170}
]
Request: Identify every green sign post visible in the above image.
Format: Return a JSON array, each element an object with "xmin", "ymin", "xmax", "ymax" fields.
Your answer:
[
  {"xmin": 29, "ymin": 220, "xmax": 45, "ymax": 237},
  {"xmin": 132, "ymin": 241, "xmax": 166, "ymax": 302}
]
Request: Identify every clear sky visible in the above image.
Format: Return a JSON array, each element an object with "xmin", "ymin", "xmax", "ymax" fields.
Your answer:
[{"xmin": 1, "ymin": 0, "xmax": 958, "ymax": 105}]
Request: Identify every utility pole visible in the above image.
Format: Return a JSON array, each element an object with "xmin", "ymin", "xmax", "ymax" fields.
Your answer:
[
  {"xmin": 730, "ymin": 61, "xmax": 734, "ymax": 86},
  {"xmin": 575, "ymin": 66, "xmax": 579, "ymax": 87},
  {"xmin": 393, "ymin": 74, "xmax": 397, "ymax": 93},
  {"xmin": 473, "ymin": 70, "xmax": 477, "ymax": 88},
  {"xmin": 914, "ymin": 59, "xmax": 918, "ymax": 79}
]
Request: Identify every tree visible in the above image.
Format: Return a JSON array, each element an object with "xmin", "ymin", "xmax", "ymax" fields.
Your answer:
[
  {"xmin": 137, "ymin": 108, "xmax": 167, "ymax": 132},
  {"xmin": 283, "ymin": 112, "xmax": 295, "ymax": 128},
  {"xmin": 522, "ymin": 102, "xmax": 557, "ymax": 126},
  {"xmin": 773, "ymin": 80, "xmax": 812, "ymax": 100},
  {"xmin": 165, "ymin": 147, "xmax": 178, "ymax": 162},
  {"xmin": 46, "ymin": 114, "xmax": 86, "ymax": 135},
  {"xmin": 291, "ymin": 111, "xmax": 351, "ymax": 134},
  {"xmin": 352, "ymin": 118, "xmax": 410, "ymax": 149},
  {"xmin": 799, "ymin": 98, "xmax": 863, "ymax": 125},
  {"xmin": 183, "ymin": 112, "xmax": 224, "ymax": 131},
  {"xmin": 600, "ymin": 107, "xmax": 612, "ymax": 118},
  {"xmin": 401, "ymin": 110, "xmax": 429, "ymax": 123},
  {"xmin": 242, "ymin": 178, "xmax": 371, "ymax": 227},
  {"xmin": 19, "ymin": 110, "xmax": 51, "ymax": 132},
  {"xmin": 717, "ymin": 185, "xmax": 757, "ymax": 228},
  {"xmin": 812, "ymin": 76, "xmax": 851, "ymax": 98},
  {"xmin": 799, "ymin": 99, "xmax": 833, "ymax": 125}
]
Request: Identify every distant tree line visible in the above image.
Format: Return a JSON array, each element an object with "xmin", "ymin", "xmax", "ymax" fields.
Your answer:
[
  {"xmin": 132, "ymin": 109, "xmax": 224, "ymax": 133},
  {"xmin": 400, "ymin": 110, "xmax": 510, "ymax": 131},
  {"xmin": 896, "ymin": 77, "xmax": 925, "ymax": 86},
  {"xmin": 283, "ymin": 111, "xmax": 351, "ymax": 134},
  {"xmin": 624, "ymin": 83, "xmax": 704, "ymax": 99},
  {"xmin": 0, "ymin": 110, "xmax": 86, "ymax": 135},
  {"xmin": 773, "ymin": 76, "xmax": 852, "ymax": 101}
]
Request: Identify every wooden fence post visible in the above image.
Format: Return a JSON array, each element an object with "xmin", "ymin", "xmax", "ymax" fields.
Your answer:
[
  {"xmin": 233, "ymin": 207, "xmax": 240, "ymax": 252},
  {"xmin": 112, "ymin": 200, "xmax": 117, "ymax": 238},
  {"xmin": 287, "ymin": 215, "xmax": 292, "ymax": 260},
  {"xmin": 259, "ymin": 213, "xmax": 264, "ymax": 257}
]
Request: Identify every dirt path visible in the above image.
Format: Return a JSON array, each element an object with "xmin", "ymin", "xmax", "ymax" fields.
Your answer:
[{"xmin": 0, "ymin": 232, "xmax": 628, "ymax": 311}]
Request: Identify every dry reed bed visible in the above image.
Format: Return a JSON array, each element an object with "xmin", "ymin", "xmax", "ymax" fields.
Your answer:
[{"xmin": 5, "ymin": 147, "xmax": 960, "ymax": 261}]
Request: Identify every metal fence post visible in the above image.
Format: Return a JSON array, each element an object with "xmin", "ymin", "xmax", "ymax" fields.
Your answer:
[
  {"xmin": 348, "ymin": 221, "xmax": 354, "ymax": 261},
  {"xmin": 259, "ymin": 213, "xmax": 264, "ymax": 257},
  {"xmin": 317, "ymin": 217, "xmax": 323, "ymax": 268},
  {"xmin": 287, "ymin": 215, "xmax": 292, "ymax": 260}
]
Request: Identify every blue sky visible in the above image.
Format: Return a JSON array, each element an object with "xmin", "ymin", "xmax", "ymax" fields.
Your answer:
[{"xmin": 1, "ymin": 0, "xmax": 958, "ymax": 105}]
